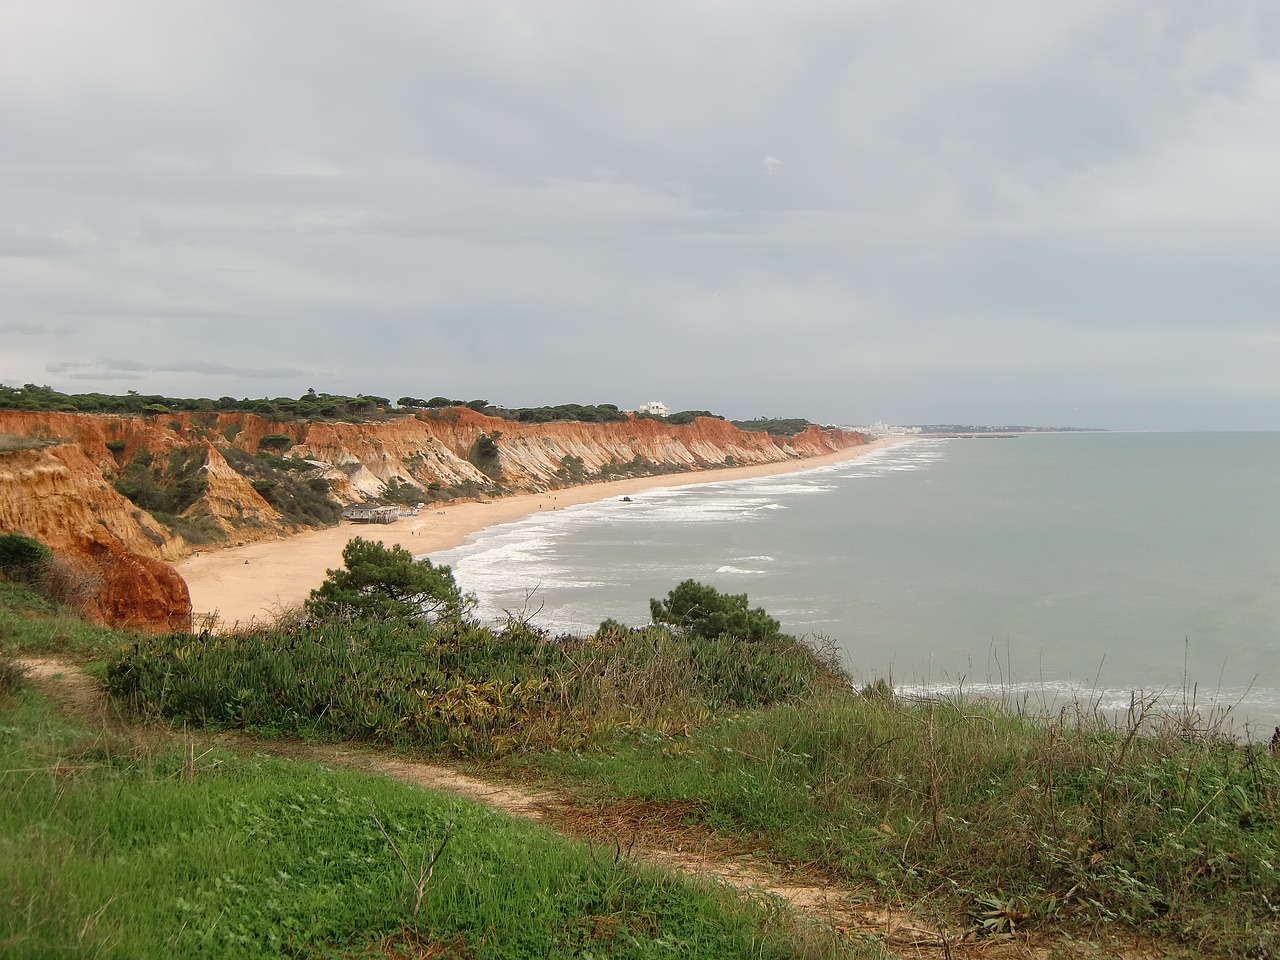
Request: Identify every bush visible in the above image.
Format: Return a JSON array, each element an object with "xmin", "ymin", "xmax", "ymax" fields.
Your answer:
[
  {"xmin": 258, "ymin": 432, "xmax": 293, "ymax": 452},
  {"xmin": 650, "ymin": 580, "xmax": 783, "ymax": 642},
  {"xmin": 150, "ymin": 511, "xmax": 226, "ymax": 545},
  {"xmin": 305, "ymin": 537, "xmax": 474, "ymax": 624},
  {"xmin": 383, "ymin": 477, "xmax": 424, "ymax": 506},
  {"xmin": 112, "ymin": 444, "xmax": 208, "ymax": 516},
  {"xmin": 222, "ymin": 447, "xmax": 341, "ymax": 528},
  {"xmin": 0, "ymin": 532, "xmax": 52, "ymax": 584}
]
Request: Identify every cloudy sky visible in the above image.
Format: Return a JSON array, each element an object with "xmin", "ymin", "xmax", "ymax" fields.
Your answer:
[{"xmin": 3, "ymin": 2, "xmax": 1279, "ymax": 429}]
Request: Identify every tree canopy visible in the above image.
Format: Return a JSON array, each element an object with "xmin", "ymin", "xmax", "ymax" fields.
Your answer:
[
  {"xmin": 649, "ymin": 579, "xmax": 783, "ymax": 641},
  {"xmin": 305, "ymin": 537, "xmax": 474, "ymax": 624}
]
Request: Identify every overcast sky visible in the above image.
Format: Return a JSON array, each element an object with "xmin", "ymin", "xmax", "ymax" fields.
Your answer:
[{"xmin": 3, "ymin": 2, "xmax": 1279, "ymax": 429}]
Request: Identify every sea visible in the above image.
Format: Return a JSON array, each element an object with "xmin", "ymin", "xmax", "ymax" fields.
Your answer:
[{"xmin": 429, "ymin": 432, "xmax": 1280, "ymax": 737}]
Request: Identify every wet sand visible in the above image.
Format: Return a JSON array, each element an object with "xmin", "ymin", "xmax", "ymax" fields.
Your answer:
[{"xmin": 178, "ymin": 437, "xmax": 909, "ymax": 629}]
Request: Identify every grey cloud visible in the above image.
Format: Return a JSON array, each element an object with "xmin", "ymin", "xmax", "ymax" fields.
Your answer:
[
  {"xmin": 2, "ymin": 2, "xmax": 1279, "ymax": 427},
  {"xmin": 46, "ymin": 359, "xmax": 308, "ymax": 380}
]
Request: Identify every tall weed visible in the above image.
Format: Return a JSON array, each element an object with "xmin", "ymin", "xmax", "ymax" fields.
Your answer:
[{"xmin": 532, "ymin": 690, "xmax": 1280, "ymax": 952}]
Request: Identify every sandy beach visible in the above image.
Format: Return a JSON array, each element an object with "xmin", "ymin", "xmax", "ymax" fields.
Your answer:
[{"xmin": 178, "ymin": 437, "xmax": 908, "ymax": 629}]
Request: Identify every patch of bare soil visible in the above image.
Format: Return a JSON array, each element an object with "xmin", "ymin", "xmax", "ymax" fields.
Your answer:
[
  {"xmin": 15, "ymin": 657, "xmax": 1168, "ymax": 960},
  {"xmin": 19, "ymin": 656, "xmax": 114, "ymax": 722}
]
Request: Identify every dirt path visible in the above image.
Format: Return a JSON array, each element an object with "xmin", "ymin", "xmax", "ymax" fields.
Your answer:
[{"xmin": 17, "ymin": 656, "xmax": 1157, "ymax": 960}]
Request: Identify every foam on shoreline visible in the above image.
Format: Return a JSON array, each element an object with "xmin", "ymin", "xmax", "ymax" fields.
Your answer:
[{"xmin": 177, "ymin": 436, "xmax": 911, "ymax": 630}]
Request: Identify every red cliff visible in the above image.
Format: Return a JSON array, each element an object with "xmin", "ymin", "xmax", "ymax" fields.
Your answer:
[
  {"xmin": 0, "ymin": 409, "xmax": 865, "ymax": 579},
  {"xmin": 0, "ymin": 438, "xmax": 192, "ymax": 632}
]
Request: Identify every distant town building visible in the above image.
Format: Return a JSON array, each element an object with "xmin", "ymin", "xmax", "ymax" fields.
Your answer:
[
  {"xmin": 637, "ymin": 400, "xmax": 669, "ymax": 417},
  {"xmin": 852, "ymin": 421, "xmax": 921, "ymax": 437}
]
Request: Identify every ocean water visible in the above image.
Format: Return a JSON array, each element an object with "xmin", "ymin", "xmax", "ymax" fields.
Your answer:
[{"xmin": 430, "ymin": 432, "xmax": 1280, "ymax": 734}]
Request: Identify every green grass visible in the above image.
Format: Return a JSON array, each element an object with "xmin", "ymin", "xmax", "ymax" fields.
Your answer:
[
  {"xmin": 0, "ymin": 580, "xmax": 133, "ymax": 659},
  {"xmin": 0, "ymin": 680, "xmax": 873, "ymax": 959},
  {"xmin": 10, "ymin": 581, "xmax": 1280, "ymax": 956},
  {"xmin": 520, "ymin": 692, "xmax": 1280, "ymax": 956}
]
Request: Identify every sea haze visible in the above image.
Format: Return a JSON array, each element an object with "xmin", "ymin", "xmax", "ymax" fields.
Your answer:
[{"xmin": 430, "ymin": 433, "xmax": 1280, "ymax": 734}]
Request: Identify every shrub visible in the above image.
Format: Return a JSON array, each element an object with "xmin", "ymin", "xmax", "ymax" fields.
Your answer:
[
  {"xmin": 0, "ymin": 532, "xmax": 52, "ymax": 584},
  {"xmin": 258, "ymin": 432, "xmax": 293, "ymax": 452},
  {"xmin": 383, "ymin": 477, "xmax": 425, "ymax": 506},
  {"xmin": 222, "ymin": 447, "xmax": 341, "ymax": 528},
  {"xmin": 469, "ymin": 432, "xmax": 502, "ymax": 480},
  {"xmin": 150, "ymin": 511, "xmax": 226, "ymax": 545},
  {"xmin": 650, "ymin": 580, "xmax": 783, "ymax": 642},
  {"xmin": 305, "ymin": 538, "xmax": 474, "ymax": 624}
]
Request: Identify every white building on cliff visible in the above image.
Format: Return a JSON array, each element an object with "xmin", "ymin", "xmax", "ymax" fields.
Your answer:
[{"xmin": 637, "ymin": 400, "xmax": 669, "ymax": 417}]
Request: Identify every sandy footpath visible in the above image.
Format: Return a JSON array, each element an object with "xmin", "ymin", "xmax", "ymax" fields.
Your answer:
[{"xmin": 178, "ymin": 437, "xmax": 909, "ymax": 629}]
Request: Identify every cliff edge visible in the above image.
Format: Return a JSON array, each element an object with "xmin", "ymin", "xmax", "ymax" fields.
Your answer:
[{"xmin": 0, "ymin": 410, "xmax": 864, "ymax": 628}]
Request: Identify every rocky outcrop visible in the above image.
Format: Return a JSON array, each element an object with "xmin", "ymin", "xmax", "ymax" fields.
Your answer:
[
  {"xmin": 0, "ymin": 441, "xmax": 179, "ymax": 561},
  {"xmin": 81, "ymin": 540, "xmax": 193, "ymax": 633},
  {"xmin": 196, "ymin": 442, "xmax": 285, "ymax": 539},
  {"xmin": 0, "ymin": 440, "xmax": 192, "ymax": 632}
]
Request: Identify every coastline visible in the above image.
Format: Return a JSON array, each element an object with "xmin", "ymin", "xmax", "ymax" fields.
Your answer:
[{"xmin": 178, "ymin": 437, "xmax": 909, "ymax": 630}]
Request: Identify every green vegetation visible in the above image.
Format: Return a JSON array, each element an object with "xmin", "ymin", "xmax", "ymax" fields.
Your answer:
[
  {"xmin": 558, "ymin": 454, "xmax": 587, "ymax": 483},
  {"xmin": 731, "ymin": 417, "xmax": 813, "ymax": 437},
  {"xmin": 0, "ymin": 383, "xmax": 407, "ymax": 423},
  {"xmin": 7, "ymin": 383, "xmax": 726, "ymax": 430},
  {"xmin": 112, "ymin": 444, "xmax": 208, "ymax": 516},
  {"xmin": 650, "ymin": 579, "xmax": 783, "ymax": 641},
  {"xmin": 101, "ymin": 441, "xmax": 336, "ymax": 541},
  {"xmin": 497, "ymin": 402, "xmax": 630, "ymax": 424},
  {"xmin": 469, "ymin": 430, "xmax": 503, "ymax": 479},
  {"xmin": 257, "ymin": 431, "xmax": 294, "ymax": 452},
  {"xmin": 637, "ymin": 409, "xmax": 724, "ymax": 426},
  {"xmin": 0, "ymin": 578, "xmax": 133, "ymax": 658},
  {"xmin": 220, "ymin": 447, "xmax": 342, "ymax": 528},
  {"xmin": 0, "ymin": 531, "xmax": 52, "ymax": 585},
  {"xmin": 7, "ymin": 558, "xmax": 1276, "ymax": 956},
  {"xmin": 104, "ymin": 611, "xmax": 833, "ymax": 759},
  {"xmin": 0, "ymin": 685, "xmax": 829, "ymax": 959},
  {"xmin": 0, "ymin": 431, "xmax": 56, "ymax": 452},
  {"xmin": 526, "ymin": 696, "xmax": 1280, "ymax": 955},
  {"xmin": 2, "ymin": 384, "xmax": 706, "ymax": 428},
  {"xmin": 304, "ymin": 537, "xmax": 474, "ymax": 625},
  {"xmin": 596, "ymin": 455, "xmax": 692, "ymax": 481},
  {"xmin": 108, "ymin": 443, "xmax": 227, "ymax": 544},
  {"xmin": 0, "ymin": 533, "xmax": 105, "ymax": 615},
  {"xmin": 382, "ymin": 475, "xmax": 425, "ymax": 506}
]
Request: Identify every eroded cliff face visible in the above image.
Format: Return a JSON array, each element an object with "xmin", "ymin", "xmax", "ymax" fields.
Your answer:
[
  {"xmin": 0, "ymin": 442, "xmax": 179, "ymax": 561},
  {"xmin": 274, "ymin": 409, "xmax": 866, "ymax": 495},
  {"xmin": 0, "ymin": 409, "xmax": 865, "ymax": 568},
  {"xmin": 0, "ymin": 440, "xmax": 192, "ymax": 632}
]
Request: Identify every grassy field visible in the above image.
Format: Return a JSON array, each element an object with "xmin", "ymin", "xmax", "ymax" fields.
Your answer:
[
  {"xmin": 519, "ymin": 691, "xmax": 1280, "ymax": 953},
  {"xmin": 5, "ymin": 576, "xmax": 1280, "ymax": 957},
  {"xmin": 0, "ymin": 668, "xmax": 868, "ymax": 959}
]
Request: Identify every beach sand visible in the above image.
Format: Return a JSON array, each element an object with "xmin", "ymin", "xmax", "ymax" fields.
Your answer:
[{"xmin": 178, "ymin": 437, "xmax": 908, "ymax": 629}]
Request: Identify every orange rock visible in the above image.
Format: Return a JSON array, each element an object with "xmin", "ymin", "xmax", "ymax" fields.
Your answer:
[{"xmin": 0, "ymin": 408, "xmax": 867, "ymax": 577}]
